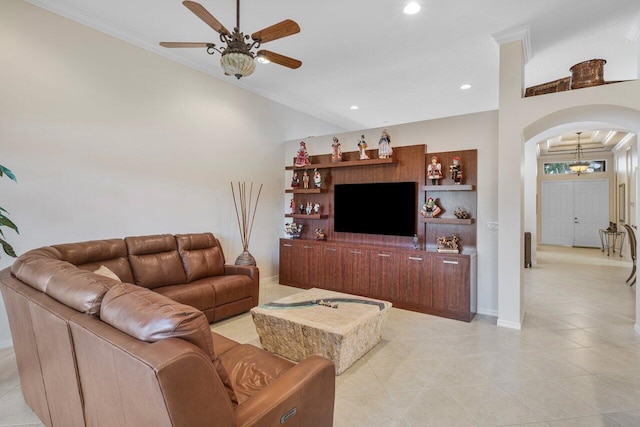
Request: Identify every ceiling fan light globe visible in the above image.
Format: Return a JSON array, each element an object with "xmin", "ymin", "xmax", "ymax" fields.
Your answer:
[{"xmin": 220, "ymin": 52, "xmax": 255, "ymax": 79}]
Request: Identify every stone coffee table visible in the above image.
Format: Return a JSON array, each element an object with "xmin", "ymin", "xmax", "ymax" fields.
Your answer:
[{"xmin": 250, "ymin": 288, "xmax": 392, "ymax": 375}]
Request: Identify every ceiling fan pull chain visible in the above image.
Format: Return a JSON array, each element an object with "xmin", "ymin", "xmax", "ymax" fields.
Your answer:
[{"xmin": 236, "ymin": 0, "xmax": 240, "ymax": 31}]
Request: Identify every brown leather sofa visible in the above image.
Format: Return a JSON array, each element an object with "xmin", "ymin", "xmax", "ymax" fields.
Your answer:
[{"xmin": 0, "ymin": 232, "xmax": 336, "ymax": 426}]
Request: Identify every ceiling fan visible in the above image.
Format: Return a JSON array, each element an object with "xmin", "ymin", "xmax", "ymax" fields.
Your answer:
[{"xmin": 160, "ymin": 0, "xmax": 301, "ymax": 79}]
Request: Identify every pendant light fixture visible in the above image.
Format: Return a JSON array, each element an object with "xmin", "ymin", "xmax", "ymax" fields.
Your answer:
[{"xmin": 569, "ymin": 131, "xmax": 590, "ymax": 176}]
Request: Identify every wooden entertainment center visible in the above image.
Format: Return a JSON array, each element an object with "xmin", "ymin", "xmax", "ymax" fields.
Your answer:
[{"xmin": 280, "ymin": 144, "xmax": 477, "ymax": 321}]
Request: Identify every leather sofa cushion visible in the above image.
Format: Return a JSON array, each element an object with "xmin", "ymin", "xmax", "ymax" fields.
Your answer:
[
  {"xmin": 100, "ymin": 282, "xmax": 238, "ymax": 404},
  {"xmin": 218, "ymin": 344, "xmax": 293, "ymax": 404},
  {"xmin": 53, "ymin": 239, "xmax": 135, "ymax": 283},
  {"xmin": 100, "ymin": 283, "xmax": 215, "ymax": 360},
  {"xmin": 44, "ymin": 264, "xmax": 117, "ymax": 315},
  {"xmin": 175, "ymin": 233, "xmax": 225, "ymax": 282},
  {"xmin": 125, "ymin": 234, "xmax": 187, "ymax": 289},
  {"xmin": 193, "ymin": 275, "xmax": 253, "ymax": 306},
  {"xmin": 153, "ymin": 282, "xmax": 216, "ymax": 314}
]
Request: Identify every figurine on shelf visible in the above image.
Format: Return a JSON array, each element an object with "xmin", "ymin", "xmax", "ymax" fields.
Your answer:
[
  {"xmin": 420, "ymin": 197, "xmax": 442, "ymax": 217},
  {"xmin": 291, "ymin": 171, "xmax": 300, "ymax": 188},
  {"xmin": 299, "ymin": 204, "xmax": 305, "ymax": 214},
  {"xmin": 315, "ymin": 228, "xmax": 325, "ymax": 240},
  {"xmin": 313, "ymin": 169, "xmax": 322, "ymax": 188},
  {"xmin": 306, "ymin": 202, "xmax": 313, "ymax": 215},
  {"xmin": 454, "ymin": 206, "xmax": 470, "ymax": 219},
  {"xmin": 436, "ymin": 234, "xmax": 460, "ymax": 253},
  {"xmin": 313, "ymin": 203, "xmax": 320, "ymax": 214},
  {"xmin": 450, "ymin": 156, "xmax": 463, "ymax": 184},
  {"xmin": 427, "ymin": 155, "xmax": 443, "ymax": 185},
  {"xmin": 302, "ymin": 170, "xmax": 310, "ymax": 189},
  {"xmin": 378, "ymin": 129, "xmax": 393, "ymax": 159},
  {"xmin": 284, "ymin": 222, "xmax": 303, "ymax": 239},
  {"xmin": 294, "ymin": 141, "xmax": 311, "ymax": 167},
  {"xmin": 290, "ymin": 198, "xmax": 296, "ymax": 214},
  {"xmin": 413, "ymin": 234, "xmax": 419, "ymax": 250},
  {"xmin": 357, "ymin": 135, "xmax": 369, "ymax": 160},
  {"xmin": 331, "ymin": 137, "xmax": 342, "ymax": 162}
]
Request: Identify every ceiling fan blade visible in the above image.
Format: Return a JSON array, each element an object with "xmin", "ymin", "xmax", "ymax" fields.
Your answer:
[
  {"xmin": 251, "ymin": 19, "xmax": 300, "ymax": 43},
  {"xmin": 159, "ymin": 42, "xmax": 212, "ymax": 48},
  {"xmin": 182, "ymin": 1, "xmax": 230, "ymax": 35},
  {"xmin": 257, "ymin": 50, "xmax": 302, "ymax": 69}
]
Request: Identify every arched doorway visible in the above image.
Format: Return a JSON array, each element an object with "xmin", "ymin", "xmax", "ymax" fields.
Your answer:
[{"xmin": 522, "ymin": 105, "xmax": 640, "ymax": 334}]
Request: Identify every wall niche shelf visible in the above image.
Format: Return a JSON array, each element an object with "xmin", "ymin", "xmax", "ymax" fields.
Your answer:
[
  {"xmin": 285, "ymin": 214, "xmax": 328, "ymax": 220},
  {"xmin": 285, "ymin": 157, "xmax": 397, "ymax": 171},
  {"xmin": 422, "ymin": 184, "xmax": 474, "ymax": 192},
  {"xmin": 286, "ymin": 188, "xmax": 324, "ymax": 194},
  {"xmin": 421, "ymin": 217, "xmax": 474, "ymax": 225}
]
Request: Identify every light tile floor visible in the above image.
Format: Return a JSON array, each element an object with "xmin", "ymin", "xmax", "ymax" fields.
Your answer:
[{"xmin": 0, "ymin": 245, "xmax": 638, "ymax": 426}]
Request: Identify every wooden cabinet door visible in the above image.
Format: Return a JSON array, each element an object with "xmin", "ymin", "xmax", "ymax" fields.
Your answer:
[
  {"xmin": 432, "ymin": 255, "xmax": 470, "ymax": 314},
  {"xmin": 298, "ymin": 242, "xmax": 320, "ymax": 289},
  {"xmin": 279, "ymin": 240, "xmax": 296, "ymax": 286},
  {"xmin": 369, "ymin": 250, "xmax": 399, "ymax": 300},
  {"xmin": 398, "ymin": 252, "xmax": 432, "ymax": 307},
  {"xmin": 341, "ymin": 247, "xmax": 370, "ymax": 296},
  {"xmin": 318, "ymin": 245, "xmax": 342, "ymax": 291}
]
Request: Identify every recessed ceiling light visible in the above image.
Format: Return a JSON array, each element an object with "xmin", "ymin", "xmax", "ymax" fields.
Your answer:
[
  {"xmin": 403, "ymin": 2, "xmax": 421, "ymax": 15},
  {"xmin": 350, "ymin": 105, "xmax": 359, "ymax": 110},
  {"xmin": 460, "ymin": 84, "xmax": 472, "ymax": 90},
  {"xmin": 256, "ymin": 56, "xmax": 270, "ymax": 64}
]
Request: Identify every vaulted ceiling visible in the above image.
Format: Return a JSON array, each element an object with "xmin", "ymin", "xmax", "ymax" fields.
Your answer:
[{"xmin": 24, "ymin": 0, "xmax": 640, "ymax": 133}]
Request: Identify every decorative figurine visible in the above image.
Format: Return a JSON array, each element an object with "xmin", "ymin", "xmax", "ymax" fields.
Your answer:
[
  {"xmin": 302, "ymin": 170, "xmax": 310, "ymax": 189},
  {"xmin": 412, "ymin": 234, "xmax": 419, "ymax": 250},
  {"xmin": 290, "ymin": 171, "xmax": 300, "ymax": 188},
  {"xmin": 454, "ymin": 206, "xmax": 470, "ymax": 219},
  {"xmin": 427, "ymin": 155, "xmax": 443, "ymax": 185},
  {"xmin": 284, "ymin": 222, "xmax": 303, "ymax": 239},
  {"xmin": 290, "ymin": 198, "xmax": 296, "ymax": 214},
  {"xmin": 357, "ymin": 135, "xmax": 369, "ymax": 160},
  {"xmin": 313, "ymin": 203, "xmax": 320, "ymax": 214},
  {"xmin": 294, "ymin": 141, "xmax": 311, "ymax": 167},
  {"xmin": 420, "ymin": 197, "xmax": 442, "ymax": 217},
  {"xmin": 378, "ymin": 129, "xmax": 393, "ymax": 159},
  {"xmin": 315, "ymin": 228, "xmax": 326, "ymax": 240},
  {"xmin": 450, "ymin": 156, "xmax": 463, "ymax": 184},
  {"xmin": 299, "ymin": 204, "xmax": 305, "ymax": 214},
  {"xmin": 306, "ymin": 202, "xmax": 313, "ymax": 215},
  {"xmin": 331, "ymin": 137, "xmax": 342, "ymax": 162},
  {"xmin": 436, "ymin": 234, "xmax": 460, "ymax": 253},
  {"xmin": 313, "ymin": 168, "xmax": 322, "ymax": 188}
]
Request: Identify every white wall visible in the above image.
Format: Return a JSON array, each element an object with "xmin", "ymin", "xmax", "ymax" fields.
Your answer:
[
  {"xmin": 0, "ymin": 0, "xmax": 344, "ymax": 348},
  {"xmin": 284, "ymin": 110, "xmax": 500, "ymax": 316}
]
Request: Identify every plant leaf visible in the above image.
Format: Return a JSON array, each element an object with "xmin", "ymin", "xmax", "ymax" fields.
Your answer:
[
  {"xmin": 0, "ymin": 215, "xmax": 19, "ymax": 233},
  {"xmin": 0, "ymin": 165, "xmax": 17, "ymax": 182},
  {"xmin": 0, "ymin": 238, "xmax": 17, "ymax": 257}
]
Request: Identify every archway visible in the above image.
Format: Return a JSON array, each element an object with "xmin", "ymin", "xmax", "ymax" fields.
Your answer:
[{"xmin": 522, "ymin": 104, "xmax": 640, "ymax": 334}]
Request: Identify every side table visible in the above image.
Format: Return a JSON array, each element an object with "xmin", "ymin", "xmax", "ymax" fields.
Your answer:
[{"xmin": 599, "ymin": 229, "xmax": 625, "ymax": 257}]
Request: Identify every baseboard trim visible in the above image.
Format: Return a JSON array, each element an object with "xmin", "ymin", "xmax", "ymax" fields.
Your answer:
[
  {"xmin": 635, "ymin": 323, "xmax": 640, "ymax": 337},
  {"xmin": 497, "ymin": 317, "xmax": 522, "ymax": 330},
  {"xmin": 477, "ymin": 307, "xmax": 498, "ymax": 317}
]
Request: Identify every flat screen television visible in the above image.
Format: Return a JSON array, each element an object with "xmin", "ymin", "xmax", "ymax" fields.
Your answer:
[{"xmin": 334, "ymin": 181, "xmax": 417, "ymax": 236}]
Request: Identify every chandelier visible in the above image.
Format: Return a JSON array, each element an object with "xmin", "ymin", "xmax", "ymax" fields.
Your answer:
[{"xmin": 569, "ymin": 132, "xmax": 590, "ymax": 176}]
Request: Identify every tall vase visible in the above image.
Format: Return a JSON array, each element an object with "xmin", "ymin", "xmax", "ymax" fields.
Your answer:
[{"xmin": 235, "ymin": 249, "xmax": 256, "ymax": 266}]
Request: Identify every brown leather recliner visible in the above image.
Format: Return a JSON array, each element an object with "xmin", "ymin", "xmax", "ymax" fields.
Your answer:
[{"xmin": 1, "ymin": 233, "xmax": 335, "ymax": 426}]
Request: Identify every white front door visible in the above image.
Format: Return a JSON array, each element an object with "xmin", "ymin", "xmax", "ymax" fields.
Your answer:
[
  {"xmin": 541, "ymin": 180, "xmax": 609, "ymax": 248},
  {"xmin": 541, "ymin": 181, "xmax": 574, "ymax": 246}
]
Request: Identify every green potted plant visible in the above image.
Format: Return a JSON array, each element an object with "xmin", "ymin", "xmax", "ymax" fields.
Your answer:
[{"xmin": 1, "ymin": 164, "xmax": 19, "ymax": 258}]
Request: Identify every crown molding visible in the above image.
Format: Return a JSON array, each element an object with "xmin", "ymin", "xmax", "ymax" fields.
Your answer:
[{"xmin": 492, "ymin": 25, "xmax": 531, "ymax": 64}]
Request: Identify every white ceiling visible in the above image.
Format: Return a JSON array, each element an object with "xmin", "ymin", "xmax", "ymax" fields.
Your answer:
[{"xmin": 25, "ymin": 0, "xmax": 640, "ymax": 132}]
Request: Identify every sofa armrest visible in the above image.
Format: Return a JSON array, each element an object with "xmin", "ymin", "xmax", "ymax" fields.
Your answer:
[
  {"xmin": 224, "ymin": 264, "xmax": 259, "ymax": 307},
  {"xmin": 234, "ymin": 355, "xmax": 335, "ymax": 427}
]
